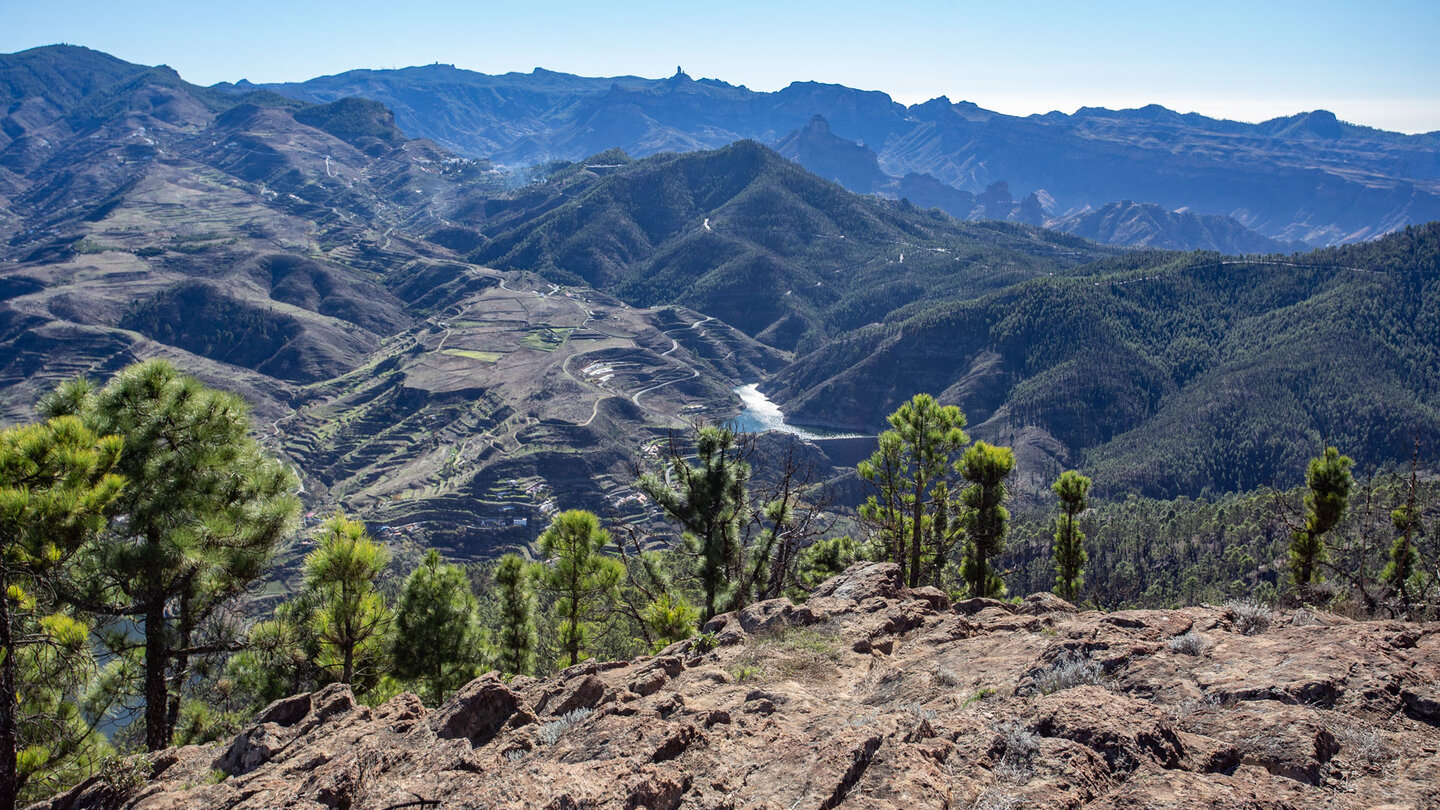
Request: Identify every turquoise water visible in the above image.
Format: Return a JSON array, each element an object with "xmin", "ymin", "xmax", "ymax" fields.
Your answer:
[{"xmin": 730, "ymin": 384, "xmax": 859, "ymax": 439}]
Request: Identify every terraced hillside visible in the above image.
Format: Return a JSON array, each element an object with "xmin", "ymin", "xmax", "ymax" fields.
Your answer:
[{"xmin": 0, "ymin": 46, "xmax": 791, "ymax": 558}]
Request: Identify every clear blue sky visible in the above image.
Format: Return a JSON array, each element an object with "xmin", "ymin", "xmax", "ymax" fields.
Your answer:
[{"xmin": 5, "ymin": 0, "xmax": 1439, "ymax": 132}]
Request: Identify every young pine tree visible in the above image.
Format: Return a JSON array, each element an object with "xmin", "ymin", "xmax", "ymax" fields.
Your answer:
[
  {"xmin": 533, "ymin": 510, "xmax": 623, "ymax": 668},
  {"xmin": 0, "ymin": 416, "xmax": 124, "ymax": 810},
  {"xmin": 794, "ymin": 536, "xmax": 858, "ymax": 591},
  {"xmin": 858, "ymin": 394, "xmax": 968, "ymax": 588},
  {"xmin": 636, "ymin": 426, "xmax": 749, "ymax": 620},
  {"xmin": 391, "ymin": 550, "xmax": 484, "ymax": 705},
  {"xmin": 857, "ymin": 432, "xmax": 908, "ymax": 579},
  {"xmin": 227, "ymin": 598, "xmax": 321, "ymax": 709},
  {"xmin": 1051, "ymin": 470, "xmax": 1091, "ymax": 602},
  {"xmin": 1289, "ymin": 447, "xmax": 1353, "ymax": 594},
  {"xmin": 304, "ymin": 514, "xmax": 391, "ymax": 688},
  {"xmin": 494, "ymin": 554, "xmax": 536, "ymax": 677},
  {"xmin": 1381, "ymin": 454, "xmax": 1422, "ymax": 607},
  {"xmin": 639, "ymin": 592, "xmax": 700, "ymax": 651},
  {"xmin": 959, "ymin": 442, "xmax": 1016, "ymax": 599}
]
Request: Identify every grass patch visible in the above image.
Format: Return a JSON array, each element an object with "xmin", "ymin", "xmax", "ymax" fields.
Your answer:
[
  {"xmin": 732, "ymin": 665, "xmax": 763, "ymax": 683},
  {"xmin": 733, "ymin": 625, "xmax": 843, "ymax": 682},
  {"xmin": 518, "ymin": 326, "xmax": 574, "ymax": 352},
  {"xmin": 441, "ymin": 349, "xmax": 502, "ymax": 362},
  {"xmin": 962, "ymin": 686, "xmax": 997, "ymax": 707},
  {"xmin": 72, "ymin": 238, "xmax": 116, "ymax": 254}
]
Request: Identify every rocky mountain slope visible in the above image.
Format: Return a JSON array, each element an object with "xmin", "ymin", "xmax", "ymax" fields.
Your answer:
[
  {"xmin": 1046, "ymin": 201, "xmax": 1305, "ymax": 254},
  {"xmin": 232, "ymin": 62, "xmax": 1440, "ymax": 246},
  {"xmin": 34, "ymin": 563, "xmax": 1440, "ymax": 809}
]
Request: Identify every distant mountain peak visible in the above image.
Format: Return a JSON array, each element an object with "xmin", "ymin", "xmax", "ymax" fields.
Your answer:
[
  {"xmin": 1047, "ymin": 200, "xmax": 1304, "ymax": 253},
  {"xmin": 1259, "ymin": 109, "xmax": 1346, "ymax": 140}
]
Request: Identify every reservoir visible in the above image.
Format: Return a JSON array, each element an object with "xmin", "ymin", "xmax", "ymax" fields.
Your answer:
[
  {"xmin": 732, "ymin": 384, "xmax": 867, "ymax": 439},
  {"xmin": 731, "ymin": 383, "xmax": 816, "ymax": 437},
  {"xmin": 730, "ymin": 384, "xmax": 877, "ymax": 467}
]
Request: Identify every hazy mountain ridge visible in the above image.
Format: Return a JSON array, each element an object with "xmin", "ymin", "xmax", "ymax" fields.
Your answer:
[
  {"xmin": 772, "ymin": 117, "xmax": 1304, "ymax": 254},
  {"xmin": 1046, "ymin": 202, "xmax": 1306, "ymax": 253},
  {"xmin": 230, "ymin": 60, "xmax": 1440, "ymax": 246}
]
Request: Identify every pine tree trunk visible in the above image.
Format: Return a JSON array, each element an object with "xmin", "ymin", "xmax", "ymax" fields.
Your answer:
[
  {"xmin": 144, "ymin": 597, "xmax": 169, "ymax": 751},
  {"xmin": 0, "ymin": 575, "xmax": 19, "ymax": 810},
  {"xmin": 908, "ymin": 487, "xmax": 925, "ymax": 589},
  {"xmin": 164, "ymin": 591, "xmax": 194, "ymax": 743},
  {"xmin": 568, "ymin": 568, "xmax": 582, "ymax": 667}
]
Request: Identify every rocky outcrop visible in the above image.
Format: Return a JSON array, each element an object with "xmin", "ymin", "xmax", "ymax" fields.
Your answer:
[{"xmin": 34, "ymin": 563, "xmax": 1440, "ymax": 809}]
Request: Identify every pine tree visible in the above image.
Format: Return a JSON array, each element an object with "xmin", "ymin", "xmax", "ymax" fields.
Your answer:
[
  {"xmin": 391, "ymin": 550, "xmax": 483, "ymax": 704},
  {"xmin": 857, "ymin": 433, "xmax": 908, "ymax": 578},
  {"xmin": 1051, "ymin": 471, "xmax": 1091, "ymax": 602},
  {"xmin": 42, "ymin": 362, "xmax": 299, "ymax": 752},
  {"xmin": 226, "ymin": 598, "xmax": 320, "ymax": 709},
  {"xmin": 494, "ymin": 554, "xmax": 536, "ymax": 677},
  {"xmin": 1383, "ymin": 461, "xmax": 1420, "ymax": 605},
  {"xmin": 794, "ymin": 536, "xmax": 858, "ymax": 591},
  {"xmin": 639, "ymin": 592, "xmax": 700, "ymax": 651},
  {"xmin": 304, "ymin": 513, "xmax": 391, "ymax": 687},
  {"xmin": 1289, "ymin": 447, "xmax": 1353, "ymax": 594},
  {"xmin": 1384, "ymin": 504, "xmax": 1420, "ymax": 604},
  {"xmin": 858, "ymin": 394, "xmax": 968, "ymax": 587},
  {"xmin": 636, "ymin": 427, "xmax": 749, "ymax": 620},
  {"xmin": 533, "ymin": 510, "xmax": 622, "ymax": 667},
  {"xmin": 0, "ymin": 416, "xmax": 124, "ymax": 810},
  {"xmin": 959, "ymin": 442, "xmax": 1016, "ymax": 598}
]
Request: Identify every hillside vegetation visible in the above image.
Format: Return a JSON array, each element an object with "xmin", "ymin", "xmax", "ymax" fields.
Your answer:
[
  {"xmin": 466, "ymin": 141, "xmax": 1108, "ymax": 353},
  {"xmin": 770, "ymin": 225, "xmax": 1440, "ymax": 497}
]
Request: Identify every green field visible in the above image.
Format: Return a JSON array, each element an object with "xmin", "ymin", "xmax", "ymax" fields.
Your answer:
[
  {"xmin": 518, "ymin": 326, "xmax": 573, "ymax": 352},
  {"xmin": 442, "ymin": 349, "xmax": 503, "ymax": 362}
]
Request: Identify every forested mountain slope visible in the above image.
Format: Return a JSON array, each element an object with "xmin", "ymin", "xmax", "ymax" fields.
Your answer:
[
  {"xmin": 462, "ymin": 142, "xmax": 1110, "ymax": 353},
  {"xmin": 768, "ymin": 225, "xmax": 1440, "ymax": 497}
]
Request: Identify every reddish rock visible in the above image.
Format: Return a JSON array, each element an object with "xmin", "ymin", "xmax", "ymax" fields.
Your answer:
[
  {"xmin": 429, "ymin": 672, "xmax": 535, "ymax": 744},
  {"xmin": 809, "ymin": 561, "xmax": 903, "ymax": 600},
  {"xmin": 31, "ymin": 564, "xmax": 1440, "ymax": 810},
  {"xmin": 1016, "ymin": 591, "xmax": 1077, "ymax": 615}
]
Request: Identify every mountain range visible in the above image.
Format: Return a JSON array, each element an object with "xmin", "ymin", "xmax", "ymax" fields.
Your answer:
[
  {"xmin": 2, "ymin": 44, "xmax": 1439, "ymax": 555},
  {"xmin": 227, "ymin": 62, "xmax": 1440, "ymax": 248}
]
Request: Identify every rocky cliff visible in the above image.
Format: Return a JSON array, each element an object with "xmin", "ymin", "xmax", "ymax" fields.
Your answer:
[{"xmin": 35, "ymin": 564, "xmax": 1440, "ymax": 809}]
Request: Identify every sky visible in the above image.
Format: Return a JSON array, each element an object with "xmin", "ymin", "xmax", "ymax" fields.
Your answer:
[{"xmin": 4, "ymin": 0, "xmax": 1439, "ymax": 133}]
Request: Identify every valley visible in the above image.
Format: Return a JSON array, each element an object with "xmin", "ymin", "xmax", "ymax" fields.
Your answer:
[{"xmin": 2, "ymin": 44, "xmax": 1439, "ymax": 559}]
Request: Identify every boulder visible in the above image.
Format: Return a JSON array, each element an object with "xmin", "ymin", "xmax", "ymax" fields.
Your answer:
[
  {"xmin": 810, "ymin": 562, "xmax": 903, "ymax": 601},
  {"xmin": 1016, "ymin": 591, "xmax": 1078, "ymax": 615},
  {"xmin": 428, "ymin": 673, "xmax": 535, "ymax": 744}
]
